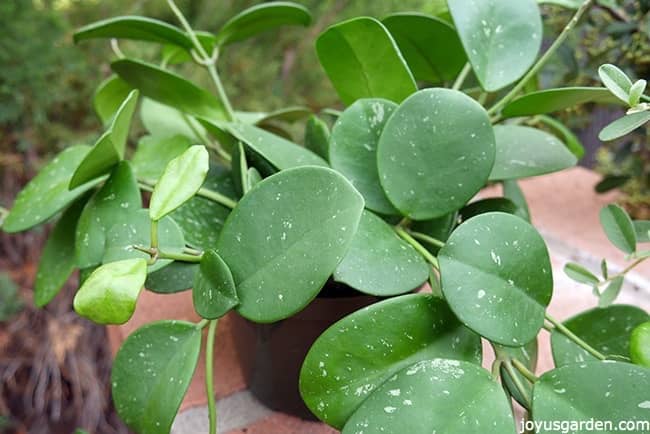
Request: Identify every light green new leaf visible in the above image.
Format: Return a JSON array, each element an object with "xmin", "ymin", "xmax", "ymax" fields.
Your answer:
[
  {"xmin": 217, "ymin": 166, "xmax": 364, "ymax": 322},
  {"xmin": 448, "ymin": 0, "xmax": 542, "ymax": 91},
  {"xmin": 73, "ymin": 258, "xmax": 147, "ymax": 324},
  {"xmin": 489, "ymin": 125, "xmax": 577, "ymax": 180},
  {"xmin": 439, "ymin": 212, "xmax": 553, "ymax": 345},
  {"xmin": 150, "ymin": 146, "xmax": 209, "ymax": 221},
  {"xmin": 35, "ymin": 197, "xmax": 88, "ymax": 307},
  {"xmin": 630, "ymin": 321, "xmax": 650, "ymax": 367},
  {"xmin": 599, "ymin": 111, "xmax": 650, "ymax": 142},
  {"xmin": 382, "ymin": 13, "xmax": 466, "ymax": 83},
  {"xmin": 629, "ymin": 79, "xmax": 647, "ymax": 107},
  {"xmin": 112, "ymin": 59, "xmax": 227, "ymax": 121},
  {"xmin": 140, "ymin": 98, "xmax": 206, "ymax": 142},
  {"xmin": 600, "ymin": 204, "xmax": 636, "ymax": 254},
  {"xmin": 599, "ymin": 276, "xmax": 624, "ymax": 308},
  {"xmin": 112, "ymin": 320, "xmax": 201, "ymax": 434},
  {"xmin": 93, "ymin": 75, "xmax": 132, "ymax": 125},
  {"xmin": 316, "ymin": 17, "xmax": 417, "ymax": 105},
  {"xmin": 145, "ymin": 262, "xmax": 198, "ymax": 294},
  {"xmin": 563, "ymin": 262, "xmax": 599, "ymax": 285},
  {"xmin": 329, "ymin": 99, "xmax": 398, "ymax": 214},
  {"xmin": 532, "ymin": 361, "xmax": 650, "ymax": 433},
  {"xmin": 131, "ymin": 135, "xmax": 192, "ymax": 182},
  {"xmin": 550, "ymin": 305, "xmax": 649, "ymax": 366},
  {"xmin": 215, "ymin": 2, "xmax": 311, "ymax": 46},
  {"xmin": 304, "ymin": 114, "xmax": 329, "ymax": 161},
  {"xmin": 342, "ymin": 359, "xmax": 516, "ymax": 434},
  {"xmin": 333, "ymin": 211, "xmax": 429, "ymax": 296},
  {"xmin": 76, "ymin": 161, "xmax": 142, "ymax": 269},
  {"xmin": 73, "ymin": 15, "xmax": 192, "ymax": 48},
  {"xmin": 599, "ymin": 64, "xmax": 633, "ymax": 104},
  {"xmin": 2, "ymin": 146, "xmax": 102, "ymax": 233},
  {"xmin": 377, "ymin": 88, "xmax": 495, "ymax": 220},
  {"xmin": 300, "ymin": 294, "xmax": 482, "ymax": 429},
  {"xmin": 193, "ymin": 250, "xmax": 239, "ymax": 319},
  {"xmin": 502, "ymin": 87, "xmax": 621, "ymax": 118}
]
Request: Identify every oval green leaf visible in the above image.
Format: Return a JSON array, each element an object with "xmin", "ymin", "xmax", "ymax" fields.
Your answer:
[
  {"xmin": 599, "ymin": 63, "xmax": 633, "ymax": 104},
  {"xmin": 502, "ymin": 87, "xmax": 622, "ymax": 118},
  {"xmin": 333, "ymin": 210, "xmax": 429, "ymax": 296},
  {"xmin": 550, "ymin": 305, "xmax": 649, "ymax": 366},
  {"xmin": 73, "ymin": 258, "xmax": 147, "ymax": 324},
  {"xmin": 599, "ymin": 276, "xmax": 624, "ymax": 308},
  {"xmin": 112, "ymin": 320, "xmax": 201, "ymax": 434},
  {"xmin": 439, "ymin": 212, "xmax": 553, "ymax": 345},
  {"xmin": 503, "ymin": 179, "xmax": 531, "ymax": 222},
  {"xmin": 300, "ymin": 294, "xmax": 482, "ymax": 429},
  {"xmin": 145, "ymin": 262, "xmax": 198, "ymax": 294},
  {"xmin": 600, "ymin": 204, "xmax": 636, "ymax": 254},
  {"xmin": 536, "ymin": 115, "xmax": 585, "ymax": 159},
  {"xmin": 599, "ymin": 111, "xmax": 650, "ymax": 142},
  {"xmin": 342, "ymin": 359, "xmax": 516, "ymax": 434},
  {"xmin": 215, "ymin": 2, "xmax": 311, "ymax": 46},
  {"xmin": 448, "ymin": 0, "xmax": 542, "ymax": 91},
  {"xmin": 2, "ymin": 146, "xmax": 102, "ymax": 233},
  {"xmin": 316, "ymin": 17, "xmax": 417, "ymax": 105},
  {"xmin": 377, "ymin": 88, "xmax": 495, "ymax": 220},
  {"xmin": 131, "ymin": 134, "xmax": 192, "ymax": 182},
  {"xmin": 150, "ymin": 145, "xmax": 209, "ymax": 221},
  {"xmin": 489, "ymin": 125, "xmax": 577, "ymax": 181},
  {"xmin": 630, "ymin": 321, "xmax": 650, "ymax": 367},
  {"xmin": 329, "ymin": 98, "xmax": 398, "ymax": 214},
  {"xmin": 94, "ymin": 75, "xmax": 133, "ymax": 125},
  {"xmin": 304, "ymin": 114, "xmax": 330, "ymax": 161},
  {"xmin": 140, "ymin": 98, "xmax": 206, "ymax": 142},
  {"xmin": 563, "ymin": 262, "xmax": 600, "ymax": 285},
  {"xmin": 217, "ymin": 166, "xmax": 364, "ymax": 322},
  {"xmin": 382, "ymin": 13, "xmax": 466, "ymax": 83},
  {"xmin": 193, "ymin": 250, "xmax": 239, "ymax": 319},
  {"xmin": 461, "ymin": 198, "xmax": 519, "ymax": 221}
]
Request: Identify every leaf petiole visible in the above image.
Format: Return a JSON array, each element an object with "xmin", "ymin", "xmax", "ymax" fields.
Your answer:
[
  {"xmin": 545, "ymin": 312, "xmax": 607, "ymax": 360},
  {"xmin": 394, "ymin": 226, "xmax": 440, "ymax": 270},
  {"xmin": 206, "ymin": 319, "xmax": 218, "ymax": 434}
]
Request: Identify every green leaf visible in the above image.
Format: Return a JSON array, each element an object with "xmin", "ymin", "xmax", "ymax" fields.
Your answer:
[
  {"xmin": 532, "ymin": 361, "xmax": 650, "ymax": 432},
  {"xmin": 489, "ymin": 125, "xmax": 577, "ymax": 181},
  {"xmin": 217, "ymin": 166, "xmax": 364, "ymax": 322},
  {"xmin": 300, "ymin": 294, "xmax": 482, "ymax": 429},
  {"xmin": 193, "ymin": 250, "xmax": 239, "ymax": 319},
  {"xmin": 225, "ymin": 122, "xmax": 327, "ymax": 171},
  {"xmin": 550, "ymin": 305, "xmax": 649, "ymax": 366},
  {"xmin": 439, "ymin": 212, "xmax": 553, "ymax": 345},
  {"xmin": 231, "ymin": 142, "xmax": 248, "ymax": 197},
  {"xmin": 112, "ymin": 59, "xmax": 227, "ymax": 121},
  {"xmin": 599, "ymin": 111, "xmax": 650, "ymax": 142},
  {"xmin": 103, "ymin": 209, "xmax": 185, "ymax": 273},
  {"xmin": 502, "ymin": 87, "xmax": 620, "ymax": 118},
  {"xmin": 131, "ymin": 135, "xmax": 192, "ymax": 182},
  {"xmin": 342, "ymin": 359, "xmax": 515, "ymax": 434},
  {"xmin": 247, "ymin": 167, "xmax": 262, "ymax": 190},
  {"xmin": 495, "ymin": 339, "xmax": 538, "ymax": 408},
  {"xmin": 150, "ymin": 146, "xmax": 209, "ymax": 221},
  {"xmin": 600, "ymin": 204, "xmax": 636, "ymax": 254},
  {"xmin": 93, "ymin": 75, "xmax": 132, "ymax": 125},
  {"xmin": 329, "ymin": 99, "xmax": 398, "ymax": 214},
  {"xmin": 502, "ymin": 180, "xmax": 531, "ymax": 222},
  {"xmin": 599, "ymin": 276, "xmax": 624, "ymax": 307},
  {"xmin": 145, "ymin": 262, "xmax": 198, "ymax": 294},
  {"xmin": 333, "ymin": 210, "xmax": 429, "ymax": 296},
  {"xmin": 448, "ymin": 0, "xmax": 542, "ymax": 92},
  {"xmin": 536, "ymin": 115, "xmax": 585, "ymax": 159},
  {"xmin": 215, "ymin": 1, "xmax": 311, "ymax": 46},
  {"xmin": 112, "ymin": 320, "xmax": 201, "ymax": 434},
  {"xmin": 253, "ymin": 106, "xmax": 312, "ymax": 125},
  {"xmin": 629, "ymin": 79, "xmax": 647, "ymax": 107},
  {"xmin": 35, "ymin": 197, "xmax": 87, "ymax": 307},
  {"xmin": 596, "ymin": 174, "xmax": 631, "ymax": 193},
  {"xmin": 630, "ymin": 321, "xmax": 650, "ymax": 367},
  {"xmin": 2, "ymin": 146, "xmax": 102, "ymax": 233},
  {"xmin": 140, "ymin": 98, "xmax": 206, "ymax": 142},
  {"xmin": 76, "ymin": 161, "xmax": 142, "ymax": 269},
  {"xmin": 599, "ymin": 63, "xmax": 633, "ymax": 104},
  {"xmin": 73, "ymin": 16, "xmax": 192, "ymax": 48},
  {"xmin": 382, "ymin": 13, "xmax": 466, "ymax": 83},
  {"xmin": 316, "ymin": 17, "xmax": 417, "ymax": 105},
  {"xmin": 563, "ymin": 262, "xmax": 600, "ymax": 285},
  {"xmin": 377, "ymin": 88, "xmax": 495, "ymax": 220},
  {"xmin": 70, "ymin": 89, "xmax": 139, "ymax": 188},
  {"xmin": 633, "ymin": 220, "xmax": 650, "ymax": 242},
  {"xmin": 304, "ymin": 115, "xmax": 330, "ymax": 161},
  {"xmin": 73, "ymin": 258, "xmax": 147, "ymax": 324},
  {"xmin": 461, "ymin": 198, "xmax": 519, "ymax": 221}
]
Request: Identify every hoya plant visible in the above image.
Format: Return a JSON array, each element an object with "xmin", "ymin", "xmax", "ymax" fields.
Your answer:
[{"xmin": 2, "ymin": 0, "xmax": 650, "ymax": 433}]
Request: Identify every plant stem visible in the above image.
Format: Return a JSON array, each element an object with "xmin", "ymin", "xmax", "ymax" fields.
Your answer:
[
  {"xmin": 545, "ymin": 313, "xmax": 606, "ymax": 360},
  {"xmin": 511, "ymin": 359, "xmax": 539, "ymax": 383},
  {"xmin": 197, "ymin": 187, "xmax": 237, "ymax": 209},
  {"xmin": 602, "ymin": 257, "xmax": 647, "ymax": 284},
  {"xmin": 502, "ymin": 360, "xmax": 532, "ymax": 408},
  {"xmin": 196, "ymin": 319, "xmax": 209, "ymax": 329},
  {"xmin": 150, "ymin": 219, "xmax": 159, "ymax": 250},
  {"xmin": 132, "ymin": 245, "xmax": 203, "ymax": 263},
  {"xmin": 487, "ymin": 0, "xmax": 596, "ymax": 116},
  {"xmin": 394, "ymin": 226, "xmax": 440, "ymax": 270},
  {"xmin": 491, "ymin": 359, "xmax": 502, "ymax": 380},
  {"xmin": 408, "ymin": 230, "xmax": 446, "ymax": 249},
  {"xmin": 452, "ymin": 63, "xmax": 471, "ymax": 91},
  {"xmin": 206, "ymin": 319, "xmax": 218, "ymax": 434},
  {"xmin": 206, "ymin": 62, "xmax": 235, "ymax": 121}
]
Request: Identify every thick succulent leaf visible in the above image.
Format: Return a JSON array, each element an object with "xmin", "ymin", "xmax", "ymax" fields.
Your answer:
[
  {"xmin": 377, "ymin": 88, "xmax": 495, "ymax": 220},
  {"xmin": 333, "ymin": 211, "xmax": 429, "ymax": 296},
  {"xmin": 342, "ymin": 359, "xmax": 516, "ymax": 434},
  {"xmin": 551, "ymin": 305, "xmax": 649, "ymax": 366},
  {"xmin": 300, "ymin": 294, "xmax": 482, "ymax": 429},
  {"xmin": 73, "ymin": 258, "xmax": 147, "ymax": 324},
  {"xmin": 193, "ymin": 250, "xmax": 239, "ymax": 319},
  {"xmin": 329, "ymin": 98, "xmax": 398, "ymax": 214},
  {"xmin": 140, "ymin": 98, "xmax": 206, "ymax": 142},
  {"xmin": 112, "ymin": 320, "xmax": 201, "ymax": 434},
  {"xmin": 599, "ymin": 111, "xmax": 650, "ymax": 142},
  {"xmin": 599, "ymin": 63, "xmax": 633, "ymax": 104},
  {"xmin": 93, "ymin": 75, "xmax": 133, "ymax": 125},
  {"xmin": 439, "ymin": 212, "xmax": 553, "ymax": 345},
  {"xmin": 502, "ymin": 179, "xmax": 531, "ymax": 221},
  {"xmin": 599, "ymin": 276, "xmax": 624, "ymax": 308},
  {"xmin": 145, "ymin": 262, "xmax": 198, "ymax": 294},
  {"xmin": 217, "ymin": 166, "xmax": 364, "ymax": 322},
  {"xmin": 316, "ymin": 17, "xmax": 417, "ymax": 105},
  {"xmin": 131, "ymin": 135, "xmax": 192, "ymax": 182},
  {"xmin": 460, "ymin": 198, "xmax": 519, "ymax": 221},
  {"xmin": 563, "ymin": 262, "xmax": 599, "ymax": 285},
  {"xmin": 215, "ymin": 2, "xmax": 311, "ymax": 46},
  {"xmin": 489, "ymin": 125, "xmax": 577, "ymax": 180},
  {"xmin": 495, "ymin": 339, "xmax": 538, "ymax": 408},
  {"xmin": 382, "ymin": 13, "xmax": 466, "ymax": 83},
  {"xmin": 448, "ymin": 0, "xmax": 542, "ymax": 91},
  {"xmin": 502, "ymin": 87, "xmax": 621, "ymax": 118},
  {"xmin": 536, "ymin": 114, "xmax": 585, "ymax": 159},
  {"xmin": 630, "ymin": 321, "xmax": 650, "ymax": 367},
  {"xmin": 629, "ymin": 80, "xmax": 647, "ymax": 107},
  {"xmin": 600, "ymin": 204, "xmax": 636, "ymax": 254},
  {"xmin": 304, "ymin": 115, "xmax": 330, "ymax": 161},
  {"xmin": 3, "ymin": 146, "xmax": 102, "ymax": 233}
]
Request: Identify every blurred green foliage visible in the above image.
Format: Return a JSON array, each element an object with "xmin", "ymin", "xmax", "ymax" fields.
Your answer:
[{"xmin": 0, "ymin": 272, "xmax": 22, "ymax": 321}]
